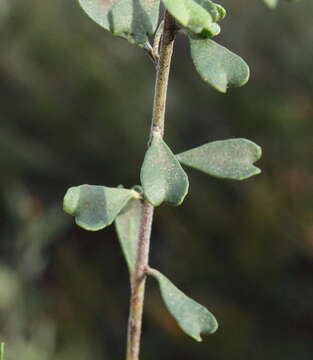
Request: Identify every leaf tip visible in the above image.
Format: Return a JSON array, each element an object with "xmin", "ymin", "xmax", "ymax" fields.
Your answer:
[
  {"xmin": 236, "ymin": 166, "xmax": 262, "ymax": 181},
  {"xmin": 253, "ymin": 167, "xmax": 262, "ymax": 177},
  {"xmin": 216, "ymin": 4, "xmax": 226, "ymax": 21},
  {"xmin": 63, "ymin": 186, "xmax": 80, "ymax": 215},
  {"xmin": 193, "ymin": 335, "xmax": 203, "ymax": 342},
  {"xmin": 75, "ymin": 220, "xmax": 107, "ymax": 232},
  {"xmin": 255, "ymin": 144, "xmax": 262, "ymax": 161}
]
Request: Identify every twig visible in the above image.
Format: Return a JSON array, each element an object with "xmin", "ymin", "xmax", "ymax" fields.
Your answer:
[{"xmin": 126, "ymin": 11, "xmax": 178, "ymax": 360}]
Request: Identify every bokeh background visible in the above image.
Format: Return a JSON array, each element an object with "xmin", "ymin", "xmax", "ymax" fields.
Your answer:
[{"xmin": 1, "ymin": 0, "xmax": 313, "ymax": 359}]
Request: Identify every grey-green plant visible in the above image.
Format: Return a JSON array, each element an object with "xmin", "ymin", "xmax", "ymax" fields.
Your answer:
[{"xmin": 62, "ymin": 1, "xmax": 298, "ymax": 359}]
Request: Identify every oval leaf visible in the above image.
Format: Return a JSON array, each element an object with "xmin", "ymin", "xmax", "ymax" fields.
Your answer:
[
  {"xmin": 78, "ymin": 0, "xmax": 160, "ymax": 46},
  {"xmin": 189, "ymin": 36, "xmax": 250, "ymax": 92},
  {"xmin": 115, "ymin": 199, "xmax": 143, "ymax": 274},
  {"xmin": 140, "ymin": 132, "xmax": 189, "ymax": 206},
  {"xmin": 177, "ymin": 138, "xmax": 262, "ymax": 180},
  {"xmin": 63, "ymin": 184, "xmax": 138, "ymax": 231},
  {"xmin": 162, "ymin": 0, "xmax": 225, "ymax": 37},
  {"xmin": 149, "ymin": 268, "xmax": 218, "ymax": 341}
]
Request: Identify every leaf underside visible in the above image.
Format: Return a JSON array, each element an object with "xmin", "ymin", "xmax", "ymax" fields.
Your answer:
[
  {"xmin": 140, "ymin": 132, "xmax": 189, "ymax": 206},
  {"xmin": 177, "ymin": 138, "xmax": 262, "ymax": 180},
  {"xmin": 162, "ymin": 0, "xmax": 225, "ymax": 37},
  {"xmin": 78, "ymin": 0, "xmax": 160, "ymax": 46},
  {"xmin": 115, "ymin": 198, "xmax": 142, "ymax": 274},
  {"xmin": 63, "ymin": 184, "xmax": 136, "ymax": 231},
  {"xmin": 189, "ymin": 36, "xmax": 250, "ymax": 92},
  {"xmin": 149, "ymin": 269, "xmax": 218, "ymax": 341}
]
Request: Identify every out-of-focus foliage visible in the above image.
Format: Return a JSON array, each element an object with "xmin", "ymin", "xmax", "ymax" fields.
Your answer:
[{"xmin": 1, "ymin": 0, "xmax": 313, "ymax": 360}]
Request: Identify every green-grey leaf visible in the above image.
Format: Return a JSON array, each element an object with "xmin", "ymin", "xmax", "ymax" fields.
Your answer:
[
  {"xmin": 149, "ymin": 268, "xmax": 218, "ymax": 341},
  {"xmin": 78, "ymin": 0, "xmax": 160, "ymax": 46},
  {"xmin": 162, "ymin": 0, "xmax": 225, "ymax": 37},
  {"xmin": 189, "ymin": 37, "xmax": 250, "ymax": 92},
  {"xmin": 177, "ymin": 138, "xmax": 262, "ymax": 180},
  {"xmin": 215, "ymin": 4, "xmax": 226, "ymax": 21},
  {"xmin": 262, "ymin": 0, "xmax": 279, "ymax": 8},
  {"xmin": 195, "ymin": 0, "xmax": 226, "ymax": 22},
  {"xmin": 63, "ymin": 184, "xmax": 139, "ymax": 231},
  {"xmin": 140, "ymin": 131, "xmax": 189, "ymax": 206},
  {"xmin": 115, "ymin": 199, "xmax": 142, "ymax": 274}
]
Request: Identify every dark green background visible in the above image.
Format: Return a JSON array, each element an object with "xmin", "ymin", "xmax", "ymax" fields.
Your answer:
[{"xmin": 1, "ymin": 1, "xmax": 313, "ymax": 359}]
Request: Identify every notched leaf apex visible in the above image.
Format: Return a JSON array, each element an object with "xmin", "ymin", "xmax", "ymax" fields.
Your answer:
[
  {"xmin": 63, "ymin": 184, "xmax": 136, "ymax": 231},
  {"xmin": 141, "ymin": 135, "xmax": 189, "ymax": 207},
  {"xmin": 63, "ymin": 186, "xmax": 80, "ymax": 215},
  {"xmin": 177, "ymin": 138, "xmax": 262, "ymax": 181}
]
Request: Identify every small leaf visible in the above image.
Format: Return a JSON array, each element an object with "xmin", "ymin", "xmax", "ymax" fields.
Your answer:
[
  {"xmin": 63, "ymin": 184, "xmax": 138, "ymax": 231},
  {"xmin": 262, "ymin": 0, "xmax": 279, "ymax": 8},
  {"xmin": 189, "ymin": 37, "xmax": 250, "ymax": 92},
  {"xmin": 78, "ymin": 0, "xmax": 160, "ymax": 46},
  {"xmin": 162, "ymin": 0, "xmax": 225, "ymax": 37},
  {"xmin": 115, "ymin": 199, "xmax": 142, "ymax": 274},
  {"xmin": 140, "ymin": 131, "xmax": 189, "ymax": 206},
  {"xmin": 149, "ymin": 268, "xmax": 218, "ymax": 341},
  {"xmin": 196, "ymin": 0, "xmax": 226, "ymax": 22},
  {"xmin": 177, "ymin": 138, "xmax": 262, "ymax": 180},
  {"xmin": 215, "ymin": 4, "xmax": 226, "ymax": 21}
]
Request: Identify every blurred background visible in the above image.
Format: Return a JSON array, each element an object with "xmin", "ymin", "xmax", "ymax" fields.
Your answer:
[{"xmin": 1, "ymin": 0, "xmax": 313, "ymax": 359}]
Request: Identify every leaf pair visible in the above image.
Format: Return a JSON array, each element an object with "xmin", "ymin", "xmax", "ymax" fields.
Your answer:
[
  {"xmin": 141, "ymin": 135, "xmax": 261, "ymax": 207},
  {"xmin": 63, "ymin": 139, "xmax": 261, "ymax": 227},
  {"xmin": 115, "ymin": 204, "xmax": 217, "ymax": 341}
]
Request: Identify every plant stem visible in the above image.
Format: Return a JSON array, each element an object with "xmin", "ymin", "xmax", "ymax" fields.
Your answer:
[
  {"xmin": 126, "ymin": 11, "xmax": 177, "ymax": 360},
  {"xmin": 151, "ymin": 12, "xmax": 177, "ymax": 137}
]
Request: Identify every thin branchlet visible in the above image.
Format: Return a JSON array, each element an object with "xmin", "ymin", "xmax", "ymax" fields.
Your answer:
[{"xmin": 126, "ymin": 11, "xmax": 177, "ymax": 360}]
